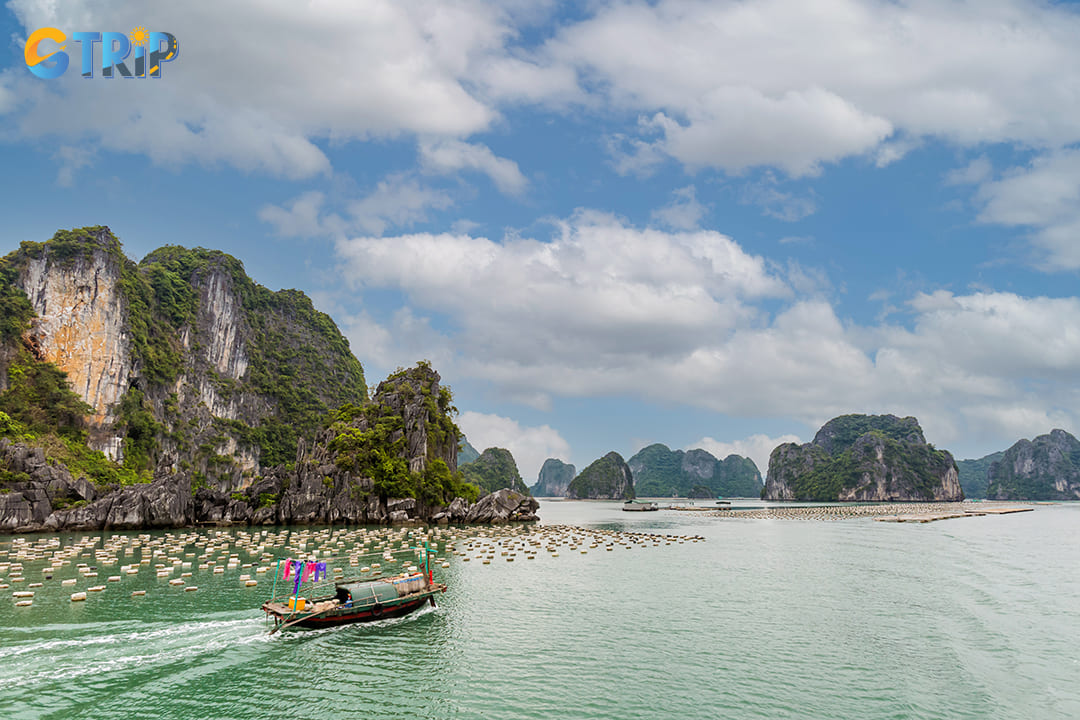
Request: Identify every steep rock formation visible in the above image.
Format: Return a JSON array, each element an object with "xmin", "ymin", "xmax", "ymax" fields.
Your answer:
[
  {"xmin": 530, "ymin": 458, "xmax": 575, "ymax": 496},
  {"xmin": 566, "ymin": 451, "xmax": 634, "ymax": 500},
  {"xmin": 460, "ymin": 447, "xmax": 529, "ymax": 495},
  {"xmin": 987, "ymin": 429, "xmax": 1080, "ymax": 500},
  {"xmin": 628, "ymin": 443, "xmax": 762, "ymax": 497},
  {"xmin": 457, "ymin": 438, "xmax": 480, "ymax": 466},
  {"xmin": 957, "ymin": 451, "xmax": 1005, "ymax": 499},
  {"xmin": 20, "ymin": 241, "xmax": 130, "ymax": 454},
  {"xmin": 0, "ymin": 366, "xmax": 536, "ymax": 530},
  {"xmin": 764, "ymin": 414, "xmax": 962, "ymax": 502},
  {"xmin": 1, "ymin": 227, "xmax": 367, "ymax": 490}
]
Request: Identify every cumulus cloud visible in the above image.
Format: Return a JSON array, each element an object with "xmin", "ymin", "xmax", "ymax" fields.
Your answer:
[
  {"xmin": 456, "ymin": 411, "xmax": 571, "ymax": 483},
  {"xmin": 258, "ymin": 191, "xmax": 344, "ymax": 239},
  {"xmin": 419, "ymin": 139, "xmax": 528, "ymax": 195},
  {"xmin": 739, "ymin": 173, "xmax": 818, "ymax": 222},
  {"xmin": 651, "ymin": 185, "xmax": 708, "ymax": 230},
  {"xmin": 347, "ymin": 175, "xmax": 454, "ymax": 235},
  {"xmin": 52, "ymin": 145, "xmax": 97, "ymax": 187},
  {"xmin": 5, "ymin": 0, "xmax": 507, "ymax": 177},
  {"xmin": 972, "ymin": 149, "xmax": 1080, "ymax": 269},
  {"xmin": 689, "ymin": 433, "xmax": 802, "ymax": 480},
  {"xmin": 538, "ymin": 0, "xmax": 1080, "ymax": 175},
  {"xmin": 336, "ymin": 210, "xmax": 789, "ymax": 374},
  {"xmin": 330, "ymin": 208, "xmax": 1080, "ymax": 461}
]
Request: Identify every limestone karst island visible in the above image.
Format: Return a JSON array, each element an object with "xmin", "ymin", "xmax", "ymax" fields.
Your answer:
[{"xmin": 5, "ymin": 2, "xmax": 1080, "ymax": 714}]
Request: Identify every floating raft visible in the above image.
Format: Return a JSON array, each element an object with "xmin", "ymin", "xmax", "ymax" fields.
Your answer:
[{"xmin": 876, "ymin": 507, "xmax": 1033, "ymax": 523}]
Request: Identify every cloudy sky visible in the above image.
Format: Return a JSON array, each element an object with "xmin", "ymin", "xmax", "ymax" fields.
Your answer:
[{"xmin": 3, "ymin": 0, "xmax": 1080, "ymax": 481}]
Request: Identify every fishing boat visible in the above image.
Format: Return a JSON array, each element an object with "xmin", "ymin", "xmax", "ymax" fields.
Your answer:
[
  {"xmin": 262, "ymin": 544, "xmax": 446, "ymax": 634},
  {"xmin": 622, "ymin": 500, "xmax": 659, "ymax": 512}
]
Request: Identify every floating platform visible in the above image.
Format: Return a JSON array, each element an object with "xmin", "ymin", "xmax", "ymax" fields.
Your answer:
[{"xmin": 876, "ymin": 507, "xmax": 1033, "ymax": 523}]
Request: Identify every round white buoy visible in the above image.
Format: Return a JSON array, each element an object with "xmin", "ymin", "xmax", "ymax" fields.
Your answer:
[{"xmin": 71, "ymin": 592, "xmax": 87, "ymax": 601}]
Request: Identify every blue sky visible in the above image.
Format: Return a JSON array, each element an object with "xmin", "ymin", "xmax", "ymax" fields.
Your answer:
[{"xmin": 3, "ymin": 0, "xmax": 1080, "ymax": 481}]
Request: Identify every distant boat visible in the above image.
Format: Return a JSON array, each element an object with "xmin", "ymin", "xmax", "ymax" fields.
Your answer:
[{"xmin": 622, "ymin": 500, "xmax": 659, "ymax": 512}]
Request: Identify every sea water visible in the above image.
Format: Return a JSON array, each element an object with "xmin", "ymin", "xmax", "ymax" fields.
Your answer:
[{"xmin": 2, "ymin": 502, "xmax": 1078, "ymax": 720}]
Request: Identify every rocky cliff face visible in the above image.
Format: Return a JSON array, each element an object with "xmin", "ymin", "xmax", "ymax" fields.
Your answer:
[
  {"xmin": 0, "ymin": 229, "xmax": 536, "ymax": 531},
  {"xmin": 764, "ymin": 414, "xmax": 962, "ymax": 502},
  {"xmin": 987, "ymin": 429, "xmax": 1080, "ymax": 500},
  {"xmin": 566, "ymin": 451, "xmax": 634, "ymax": 500},
  {"xmin": 530, "ymin": 458, "xmax": 575, "ymax": 496},
  {"xmin": 18, "ymin": 231, "xmax": 132, "ymax": 457},
  {"xmin": 2, "ymin": 227, "xmax": 367, "ymax": 490},
  {"xmin": 1, "ymin": 365, "xmax": 536, "ymax": 530},
  {"xmin": 628, "ymin": 443, "xmax": 762, "ymax": 497}
]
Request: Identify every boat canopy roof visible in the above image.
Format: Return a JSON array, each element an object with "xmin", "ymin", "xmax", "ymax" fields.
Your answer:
[{"xmin": 336, "ymin": 580, "xmax": 398, "ymax": 605}]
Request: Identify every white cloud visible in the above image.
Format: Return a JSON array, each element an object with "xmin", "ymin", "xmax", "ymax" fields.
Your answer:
[
  {"xmin": 973, "ymin": 149, "xmax": 1080, "ymax": 269},
  {"xmin": 945, "ymin": 155, "xmax": 993, "ymax": 187},
  {"xmin": 651, "ymin": 185, "xmax": 708, "ymax": 230},
  {"xmin": 52, "ymin": 145, "xmax": 96, "ymax": 187},
  {"xmin": 5, "ymin": 0, "xmax": 507, "ymax": 177},
  {"xmin": 740, "ymin": 173, "xmax": 817, "ymax": 222},
  {"xmin": 258, "ymin": 191, "xmax": 343, "ymax": 239},
  {"xmin": 330, "ymin": 207, "xmax": 1080, "ymax": 465},
  {"xmin": 648, "ymin": 88, "xmax": 892, "ymax": 177},
  {"xmin": 0, "ymin": 70, "xmax": 20, "ymax": 115},
  {"xmin": 456, "ymin": 411, "xmax": 571, "ymax": 483},
  {"xmin": 689, "ymin": 433, "xmax": 802, "ymax": 481},
  {"xmin": 419, "ymin": 139, "xmax": 528, "ymax": 195},
  {"xmin": 348, "ymin": 175, "xmax": 454, "ymax": 236},
  {"xmin": 335, "ymin": 210, "xmax": 790, "ymax": 370},
  {"xmin": 536, "ymin": 0, "xmax": 1080, "ymax": 175}
]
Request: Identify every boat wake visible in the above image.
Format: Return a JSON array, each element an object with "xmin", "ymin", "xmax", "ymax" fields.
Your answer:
[{"xmin": 0, "ymin": 615, "xmax": 269, "ymax": 688}]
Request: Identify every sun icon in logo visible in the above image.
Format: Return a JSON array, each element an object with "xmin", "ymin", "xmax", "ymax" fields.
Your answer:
[{"xmin": 129, "ymin": 26, "xmax": 149, "ymax": 47}]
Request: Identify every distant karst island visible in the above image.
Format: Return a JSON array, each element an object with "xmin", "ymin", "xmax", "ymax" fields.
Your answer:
[{"xmin": 1, "ymin": 228, "xmax": 1075, "ymax": 534}]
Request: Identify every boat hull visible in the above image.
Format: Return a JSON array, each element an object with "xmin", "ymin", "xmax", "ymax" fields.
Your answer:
[
  {"xmin": 285, "ymin": 595, "xmax": 430, "ymax": 628},
  {"xmin": 262, "ymin": 583, "xmax": 446, "ymax": 632}
]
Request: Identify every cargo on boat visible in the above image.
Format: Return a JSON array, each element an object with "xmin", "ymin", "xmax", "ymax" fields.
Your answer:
[{"xmin": 261, "ymin": 544, "xmax": 446, "ymax": 634}]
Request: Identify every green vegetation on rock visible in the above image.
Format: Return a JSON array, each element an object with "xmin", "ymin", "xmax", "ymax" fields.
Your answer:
[
  {"xmin": 765, "ymin": 414, "xmax": 959, "ymax": 502},
  {"xmin": 567, "ymin": 451, "xmax": 634, "ymax": 500},
  {"xmin": 459, "ymin": 447, "xmax": 529, "ymax": 495},
  {"xmin": 0, "ymin": 349, "xmax": 150, "ymax": 487},
  {"xmin": 458, "ymin": 438, "xmax": 480, "ymax": 466},
  {"xmin": 327, "ymin": 363, "xmax": 478, "ymax": 505},
  {"xmin": 957, "ymin": 451, "xmax": 1004, "ymax": 499},
  {"xmin": 1, "ymin": 228, "xmax": 369, "ymax": 483},
  {"xmin": 628, "ymin": 443, "xmax": 762, "ymax": 497},
  {"xmin": 986, "ymin": 429, "xmax": 1080, "ymax": 500}
]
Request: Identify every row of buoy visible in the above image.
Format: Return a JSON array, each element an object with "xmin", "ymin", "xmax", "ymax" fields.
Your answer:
[
  {"xmin": 705, "ymin": 501, "xmax": 985, "ymax": 521},
  {"xmin": 5, "ymin": 520, "xmax": 702, "ymax": 608}
]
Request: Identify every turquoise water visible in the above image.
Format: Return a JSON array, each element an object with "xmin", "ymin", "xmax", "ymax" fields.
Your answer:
[{"xmin": 2, "ymin": 502, "xmax": 1079, "ymax": 719}]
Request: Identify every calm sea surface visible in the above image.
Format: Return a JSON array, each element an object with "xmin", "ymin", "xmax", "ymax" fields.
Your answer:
[{"xmin": 2, "ymin": 501, "xmax": 1078, "ymax": 720}]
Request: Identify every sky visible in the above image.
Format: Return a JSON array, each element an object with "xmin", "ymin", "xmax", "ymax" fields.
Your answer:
[{"xmin": 3, "ymin": 0, "xmax": 1080, "ymax": 482}]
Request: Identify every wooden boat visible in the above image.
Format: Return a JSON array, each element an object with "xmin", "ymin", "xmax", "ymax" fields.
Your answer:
[
  {"xmin": 262, "ymin": 545, "xmax": 446, "ymax": 634},
  {"xmin": 622, "ymin": 500, "xmax": 659, "ymax": 512}
]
